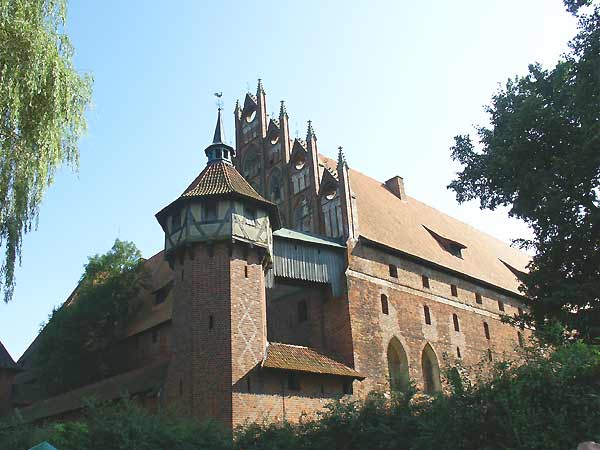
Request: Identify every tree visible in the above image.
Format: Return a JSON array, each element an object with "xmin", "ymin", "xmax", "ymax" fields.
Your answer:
[
  {"xmin": 0, "ymin": 0, "xmax": 92, "ymax": 303},
  {"xmin": 34, "ymin": 240, "xmax": 149, "ymax": 395},
  {"xmin": 448, "ymin": 1, "xmax": 600, "ymax": 343}
]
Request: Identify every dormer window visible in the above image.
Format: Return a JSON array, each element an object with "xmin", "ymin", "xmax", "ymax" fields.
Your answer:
[{"xmin": 423, "ymin": 226, "xmax": 467, "ymax": 259}]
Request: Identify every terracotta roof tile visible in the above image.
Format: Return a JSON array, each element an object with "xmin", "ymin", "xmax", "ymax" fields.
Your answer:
[
  {"xmin": 262, "ymin": 342, "xmax": 363, "ymax": 379},
  {"xmin": 319, "ymin": 155, "xmax": 530, "ymax": 295},
  {"xmin": 18, "ymin": 361, "xmax": 169, "ymax": 422},
  {"xmin": 182, "ymin": 161, "xmax": 271, "ymax": 204}
]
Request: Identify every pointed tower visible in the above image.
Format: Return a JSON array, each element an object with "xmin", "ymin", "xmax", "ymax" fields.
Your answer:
[{"xmin": 156, "ymin": 109, "xmax": 279, "ymax": 427}]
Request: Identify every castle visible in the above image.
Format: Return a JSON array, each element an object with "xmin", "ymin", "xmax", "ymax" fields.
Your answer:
[{"xmin": 0, "ymin": 81, "xmax": 530, "ymax": 427}]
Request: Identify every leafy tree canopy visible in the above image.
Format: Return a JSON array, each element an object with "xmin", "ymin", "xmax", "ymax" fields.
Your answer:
[
  {"xmin": 0, "ymin": 0, "xmax": 92, "ymax": 303},
  {"xmin": 448, "ymin": 1, "xmax": 600, "ymax": 343},
  {"xmin": 34, "ymin": 240, "xmax": 149, "ymax": 395}
]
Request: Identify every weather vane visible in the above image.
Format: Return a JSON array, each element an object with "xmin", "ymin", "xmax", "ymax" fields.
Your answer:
[{"xmin": 214, "ymin": 91, "xmax": 223, "ymax": 110}]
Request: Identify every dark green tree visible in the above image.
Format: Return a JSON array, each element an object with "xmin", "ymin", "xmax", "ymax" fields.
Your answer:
[
  {"xmin": 0, "ymin": 0, "xmax": 93, "ymax": 303},
  {"xmin": 448, "ymin": 1, "xmax": 600, "ymax": 343},
  {"xmin": 34, "ymin": 240, "xmax": 148, "ymax": 395}
]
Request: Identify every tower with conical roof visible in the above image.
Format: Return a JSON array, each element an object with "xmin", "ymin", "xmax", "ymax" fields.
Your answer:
[{"xmin": 156, "ymin": 109, "xmax": 279, "ymax": 427}]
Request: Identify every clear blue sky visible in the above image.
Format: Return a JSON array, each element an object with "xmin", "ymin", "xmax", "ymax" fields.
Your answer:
[{"xmin": 0, "ymin": 1, "xmax": 577, "ymax": 360}]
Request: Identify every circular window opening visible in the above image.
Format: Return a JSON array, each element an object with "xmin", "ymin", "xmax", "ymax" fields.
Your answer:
[
  {"xmin": 295, "ymin": 158, "xmax": 306, "ymax": 170},
  {"xmin": 325, "ymin": 188, "xmax": 336, "ymax": 200},
  {"xmin": 270, "ymin": 135, "xmax": 279, "ymax": 145},
  {"xmin": 245, "ymin": 109, "xmax": 256, "ymax": 123}
]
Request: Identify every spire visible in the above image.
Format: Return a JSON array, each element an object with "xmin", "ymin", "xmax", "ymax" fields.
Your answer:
[
  {"xmin": 205, "ymin": 109, "xmax": 235, "ymax": 165},
  {"xmin": 337, "ymin": 146, "xmax": 347, "ymax": 168},
  {"xmin": 257, "ymin": 78, "xmax": 265, "ymax": 94},
  {"xmin": 279, "ymin": 100, "xmax": 288, "ymax": 118},
  {"xmin": 306, "ymin": 120, "xmax": 316, "ymax": 141}
]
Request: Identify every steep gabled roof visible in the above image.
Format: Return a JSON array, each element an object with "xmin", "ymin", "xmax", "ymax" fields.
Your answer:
[
  {"xmin": 319, "ymin": 155, "xmax": 530, "ymax": 295},
  {"xmin": 262, "ymin": 342, "xmax": 363, "ymax": 379},
  {"xmin": 0, "ymin": 340, "xmax": 20, "ymax": 371}
]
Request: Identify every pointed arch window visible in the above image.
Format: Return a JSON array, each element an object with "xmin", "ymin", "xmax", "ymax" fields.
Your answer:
[
  {"xmin": 387, "ymin": 338, "xmax": 409, "ymax": 393},
  {"xmin": 243, "ymin": 148, "xmax": 260, "ymax": 179},
  {"xmin": 421, "ymin": 344, "xmax": 441, "ymax": 394},
  {"xmin": 269, "ymin": 169, "xmax": 284, "ymax": 203},
  {"xmin": 294, "ymin": 196, "xmax": 312, "ymax": 232}
]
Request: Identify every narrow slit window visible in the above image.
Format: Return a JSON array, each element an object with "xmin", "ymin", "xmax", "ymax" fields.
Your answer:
[
  {"xmin": 456, "ymin": 347, "xmax": 461, "ymax": 358},
  {"xmin": 209, "ymin": 314, "xmax": 214, "ymax": 330},
  {"xmin": 389, "ymin": 264, "xmax": 398, "ymax": 278},
  {"xmin": 453, "ymin": 313, "xmax": 460, "ymax": 332},
  {"xmin": 381, "ymin": 294, "xmax": 389, "ymax": 315},
  {"xmin": 244, "ymin": 265, "xmax": 249, "ymax": 278},
  {"xmin": 475, "ymin": 293, "xmax": 482, "ymax": 304},
  {"xmin": 518, "ymin": 331, "xmax": 524, "ymax": 348},
  {"xmin": 498, "ymin": 300, "xmax": 505, "ymax": 312},
  {"xmin": 424, "ymin": 305, "xmax": 431, "ymax": 325},
  {"xmin": 422, "ymin": 275, "xmax": 430, "ymax": 289},
  {"xmin": 483, "ymin": 322, "xmax": 490, "ymax": 340},
  {"xmin": 451, "ymin": 284, "xmax": 458, "ymax": 297}
]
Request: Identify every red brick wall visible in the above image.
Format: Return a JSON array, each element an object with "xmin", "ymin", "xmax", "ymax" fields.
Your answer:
[{"xmin": 347, "ymin": 241, "xmax": 530, "ymax": 396}]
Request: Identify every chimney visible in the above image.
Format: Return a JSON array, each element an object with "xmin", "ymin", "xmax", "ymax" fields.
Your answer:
[{"xmin": 385, "ymin": 176, "xmax": 406, "ymax": 200}]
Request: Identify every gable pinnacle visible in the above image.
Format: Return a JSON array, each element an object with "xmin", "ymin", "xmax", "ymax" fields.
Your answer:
[
  {"xmin": 306, "ymin": 120, "xmax": 316, "ymax": 141},
  {"xmin": 337, "ymin": 146, "xmax": 348, "ymax": 168},
  {"xmin": 257, "ymin": 78, "xmax": 265, "ymax": 94},
  {"xmin": 279, "ymin": 100, "xmax": 288, "ymax": 118}
]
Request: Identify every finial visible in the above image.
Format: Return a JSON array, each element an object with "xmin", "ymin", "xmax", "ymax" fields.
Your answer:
[
  {"xmin": 337, "ymin": 146, "xmax": 347, "ymax": 168},
  {"xmin": 257, "ymin": 78, "xmax": 265, "ymax": 94},
  {"xmin": 306, "ymin": 120, "xmax": 316, "ymax": 141},
  {"xmin": 214, "ymin": 91, "xmax": 223, "ymax": 110},
  {"xmin": 212, "ymin": 108, "xmax": 226, "ymax": 144},
  {"xmin": 279, "ymin": 100, "xmax": 288, "ymax": 118},
  {"xmin": 234, "ymin": 99, "xmax": 241, "ymax": 111}
]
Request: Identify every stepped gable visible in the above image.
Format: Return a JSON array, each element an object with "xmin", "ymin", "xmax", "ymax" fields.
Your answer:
[{"xmin": 319, "ymin": 155, "xmax": 529, "ymax": 295}]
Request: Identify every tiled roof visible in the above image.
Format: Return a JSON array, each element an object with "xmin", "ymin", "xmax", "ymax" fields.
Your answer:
[
  {"xmin": 319, "ymin": 155, "xmax": 530, "ymax": 295},
  {"xmin": 18, "ymin": 361, "xmax": 169, "ymax": 422},
  {"xmin": 262, "ymin": 342, "xmax": 364, "ymax": 379},
  {"xmin": 0, "ymin": 340, "xmax": 20, "ymax": 371}
]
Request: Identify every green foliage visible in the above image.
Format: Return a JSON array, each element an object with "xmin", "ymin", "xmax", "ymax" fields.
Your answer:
[
  {"xmin": 0, "ymin": 399, "xmax": 232, "ymax": 450},
  {"xmin": 0, "ymin": 0, "xmax": 93, "ymax": 303},
  {"xmin": 235, "ymin": 390, "xmax": 418, "ymax": 450},
  {"xmin": 34, "ymin": 239, "xmax": 148, "ymax": 395},
  {"xmin": 448, "ymin": 2, "xmax": 600, "ymax": 343},
  {"xmin": 413, "ymin": 342, "xmax": 600, "ymax": 450},
  {"xmin": 2, "ymin": 342, "xmax": 599, "ymax": 450}
]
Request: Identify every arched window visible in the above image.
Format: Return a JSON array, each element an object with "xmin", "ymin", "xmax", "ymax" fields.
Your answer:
[
  {"xmin": 243, "ymin": 148, "xmax": 260, "ymax": 179},
  {"xmin": 294, "ymin": 196, "xmax": 312, "ymax": 232},
  {"xmin": 381, "ymin": 294, "xmax": 389, "ymax": 315},
  {"xmin": 483, "ymin": 322, "xmax": 490, "ymax": 340},
  {"xmin": 453, "ymin": 313, "xmax": 460, "ymax": 332},
  {"xmin": 269, "ymin": 169, "xmax": 283, "ymax": 203},
  {"xmin": 387, "ymin": 337, "xmax": 409, "ymax": 393},
  {"xmin": 421, "ymin": 343, "xmax": 441, "ymax": 394}
]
